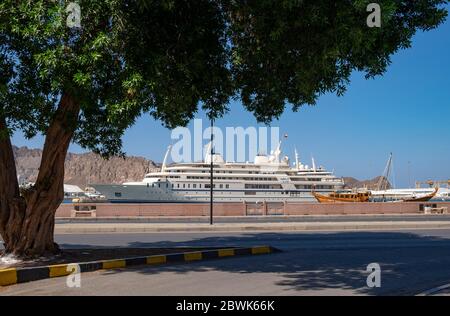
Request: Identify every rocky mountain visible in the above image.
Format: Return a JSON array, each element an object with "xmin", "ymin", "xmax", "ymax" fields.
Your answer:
[
  {"xmin": 13, "ymin": 146, "xmax": 158, "ymax": 189},
  {"xmin": 343, "ymin": 176, "xmax": 391, "ymax": 190}
]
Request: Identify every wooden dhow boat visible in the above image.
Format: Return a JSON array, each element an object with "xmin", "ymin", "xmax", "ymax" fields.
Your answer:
[
  {"xmin": 402, "ymin": 187, "xmax": 439, "ymax": 202},
  {"xmin": 312, "ymin": 190, "xmax": 371, "ymax": 203}
]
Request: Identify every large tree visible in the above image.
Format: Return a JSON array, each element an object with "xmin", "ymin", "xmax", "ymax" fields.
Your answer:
[{"xmin": 0, "ymin": 0, "xmax": 447, "ymax": 257}]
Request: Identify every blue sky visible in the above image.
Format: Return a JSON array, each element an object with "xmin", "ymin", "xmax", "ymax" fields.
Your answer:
[{"xmin": 12, "ymin": 11, "xmax": 450, "ymax": 187}]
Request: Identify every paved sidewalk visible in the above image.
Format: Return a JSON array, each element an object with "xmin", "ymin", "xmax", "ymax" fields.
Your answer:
[{"xmin": 54, "ymin": 220, "xmax": 450, "ymax": 234}]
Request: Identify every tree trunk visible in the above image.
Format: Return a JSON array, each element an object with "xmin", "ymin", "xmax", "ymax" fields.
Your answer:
[{"xmin": 0, "ymin": 93, "xmax": 79, "ymax": 258}]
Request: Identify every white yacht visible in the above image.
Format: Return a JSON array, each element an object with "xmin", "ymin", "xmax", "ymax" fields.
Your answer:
[
  {"xmin": 91, "ymin": 142, "xmax": 345, "ymax": 203},
  {"xmin": 370, "ymin": 187, "xmax": 450, "ymax": 201}
]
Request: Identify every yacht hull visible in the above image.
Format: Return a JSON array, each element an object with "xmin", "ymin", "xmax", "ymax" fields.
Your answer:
[{"xmin": 91, "ymin": 184, "xmax": 322, "ymax": 203}]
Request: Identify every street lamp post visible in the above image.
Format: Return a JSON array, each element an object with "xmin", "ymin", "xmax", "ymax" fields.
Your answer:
[{"xmin": 210, "ymin": 118, "xmax": 214, "ymax": 225}]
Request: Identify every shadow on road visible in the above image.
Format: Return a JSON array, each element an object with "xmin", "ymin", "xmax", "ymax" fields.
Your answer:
[{"xmin": 58, "ymin": 231, "xmax": 450, "ymax": 295}]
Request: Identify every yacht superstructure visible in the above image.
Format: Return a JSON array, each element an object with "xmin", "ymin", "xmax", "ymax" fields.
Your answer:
[{"xmin": 91, "ymin": 142, "xmax": 344, "ymax": 203}]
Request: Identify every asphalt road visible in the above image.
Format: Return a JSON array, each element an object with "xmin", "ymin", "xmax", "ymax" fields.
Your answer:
[{"xmin": 2, "ymin": 228, "xmax": 450, "ymax": 295}]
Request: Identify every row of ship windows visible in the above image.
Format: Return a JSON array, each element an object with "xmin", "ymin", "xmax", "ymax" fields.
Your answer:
[
  {"xmin": 168, "ymin": 169, "xmax": 329, "ymax": 175},
  {"xmin": 245, "ymin": 184, "xmax": 333, "ymax": 190},
  {"xmin": 244, "ymin": 191, "xmax": 307, "ymax": 196},
  {"xmin": 245, "ymin": 184, "xmax": 282, "ymax": 189},
  {"xmin": 148, "ymin": 174, "xmax": 331, "ymax": 183},
  {"xmin": 145, "ymin": 182, "xmax": 333, "ymax": 190},
  {"xmin": 149, "ymin": 175, "xmax": 322, "ymax": 181},
  {"xmin": 188, "ymin": 176, "xmax": 277, "ymax": 181},
  {"xmin": 295, "ymin": 185, "xmax": 333, "ymax": 190},
  {"xmin": 147, "ymin": 183, "xmax": 231, "ymax": 189},
  {"xmin": 184, "ymin": 176, "xmax": 324, "ymax": 182},
  {"xmin": 168, "ymin": 169, "xmax": 276, "ymax": 173}
]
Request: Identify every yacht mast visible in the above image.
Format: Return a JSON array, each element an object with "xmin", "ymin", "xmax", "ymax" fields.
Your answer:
[
  {"xmin": 161, "ymin": 145, "xmax": 172, "ymax": 173},
  {"xmin": 295, "ymin": 148, "xmax": 300, "ymax": 170},
  {"xmin": 377, "ymin": 152, "xmax": 393, "ymax": 191},
  {"xmin": 273, "ymin": 141, "xmax": 281, "ymax": 162},
  {"xmin": 204, "ymin": 141, "xmax": 212, "ymax": 163}
]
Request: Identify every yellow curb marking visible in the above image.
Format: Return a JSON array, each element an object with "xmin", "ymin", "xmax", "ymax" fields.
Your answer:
[
  {"xmin": 102, "ymin": 260, "xmax": 126, "ymax": 269},
  {"xmin": 146, "ymin": 255, "xmax": 167, "ymax": 265},
  {"xmin": 218, "ymin": 249, "xmax": 235, "ymax": 257},
  {"xmin": 1, "ymin": 246, "xmax": 274, "ymax": 287},
  {"xmin": 184, "ymin": 252, "xmax": 203, "ymax": 261},
  {"xmin": 0, "ymin": 268, "xmax": 17, "ymax": 286},
  {"xmin": 251, "ymin": 246, "xmax": 271, "ymax": 255},
  {"xmin": 49, "ymin": 264, "xmax": 71, "ymax": 277}
]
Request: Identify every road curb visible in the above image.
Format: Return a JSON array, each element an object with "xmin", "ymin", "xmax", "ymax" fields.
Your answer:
[
  {"xmin": 53, "ymin": 222, "xmax": 450, "ymax": 234},
  {"xmin": 0, "ymin": 245, "xmax": 278, "ymax": 287},
  {"xmin": 417, "ymin": 283, "xmax": 450, "ymax": 296}
]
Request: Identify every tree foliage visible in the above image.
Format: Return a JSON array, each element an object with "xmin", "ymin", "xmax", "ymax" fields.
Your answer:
[
  {"xmin": 1, "ymin": 0, "xmax": 447, "ymax": 153},
  {"xmin": 225, "ymin": 0, "xmax": 448, "ymax": 122}
]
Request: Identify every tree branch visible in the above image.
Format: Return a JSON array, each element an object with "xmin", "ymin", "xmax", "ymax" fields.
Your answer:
[
  {"xmin": 28, "ymin": 93, "xmax": 80, "ymax": 206},
  {"xmin": 0, "ymin": 115, "xmax": 21, "ymax": 234}
]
